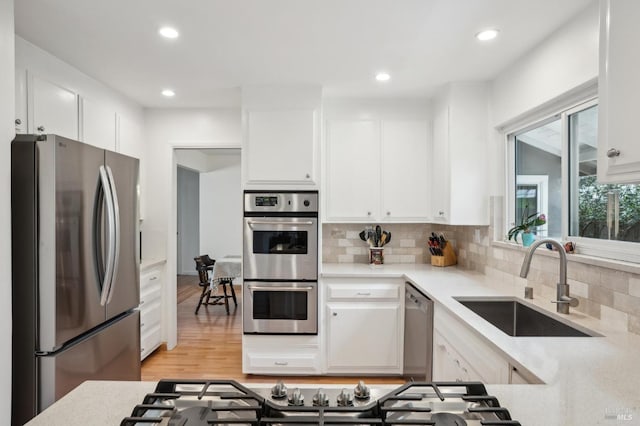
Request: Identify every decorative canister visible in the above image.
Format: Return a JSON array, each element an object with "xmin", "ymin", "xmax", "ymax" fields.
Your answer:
[{"xmin": 369, "ymin": 247, "xmax": 384, "ymax": 265}]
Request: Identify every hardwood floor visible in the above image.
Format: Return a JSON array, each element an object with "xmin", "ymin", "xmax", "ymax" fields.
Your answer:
[{"xmin": 141, "ymin": 275, "xmax": 404, "ymax": 385}]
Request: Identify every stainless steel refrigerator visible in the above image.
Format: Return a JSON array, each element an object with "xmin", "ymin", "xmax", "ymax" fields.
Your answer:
[{"xmin": 11, "ymin": 134, "xmax": 141, "ymax": 426}]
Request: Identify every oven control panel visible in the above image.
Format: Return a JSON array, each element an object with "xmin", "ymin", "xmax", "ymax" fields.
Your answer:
[{"xmin": 244, "ymin": 191, "xmax": 318, "ymax": 214}]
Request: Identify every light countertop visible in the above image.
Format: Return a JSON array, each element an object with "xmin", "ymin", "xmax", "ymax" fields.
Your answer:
[
  {"xmin": 323, "ymin": 263, "xmax": 640, "ymax": 425},
  {"xmin": 26, "ymin": 263, "xmax": 640, "ymax": 425}
]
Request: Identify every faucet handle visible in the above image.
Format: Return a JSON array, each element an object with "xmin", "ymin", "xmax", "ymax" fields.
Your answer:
[{"xmin": 551, "ymin": 296, "xmax": 579, "ymax": 308}]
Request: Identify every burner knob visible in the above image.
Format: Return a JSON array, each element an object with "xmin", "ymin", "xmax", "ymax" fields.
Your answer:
[
  {"xmin": 336, "ymin": 388, "xmax": 354, "ymax": 407},
  {"xmin": 312, "ymin": 389, "xmax": 329, "ymax": 407},
  {"xmin": 354, "ymin": 380, "xmax": 370, "ymax": 400},
  {"xmin": 288, "ymin": 388, "xmax": 305, "ymax": 406},
  {"xmin": 271, "ymin": 380, "xmax": 288, "ymax": 399}
]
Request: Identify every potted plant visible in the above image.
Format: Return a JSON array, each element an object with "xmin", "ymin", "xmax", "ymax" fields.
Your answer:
[{"xmin": 508, "ymin": 211, "xmax": 546, "ymax": 247}]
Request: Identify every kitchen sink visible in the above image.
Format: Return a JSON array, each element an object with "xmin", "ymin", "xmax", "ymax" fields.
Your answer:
[{"xmin": 454, "ymin": 297, "xmax": 600, "ymax": 337}]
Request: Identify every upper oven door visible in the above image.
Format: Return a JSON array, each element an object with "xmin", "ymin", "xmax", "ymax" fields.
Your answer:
[{"xmin": 243, "ymin": 216, "xmax": 318, "ymax": 281}]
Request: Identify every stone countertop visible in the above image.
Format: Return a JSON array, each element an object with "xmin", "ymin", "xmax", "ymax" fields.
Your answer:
[
  {"xmin": 323, "ymin": 263, "xmax": 640, "ymax": 425},
  {"xmin": 140, "ymin": 258, "xmax": 166, "ymax": 270}
]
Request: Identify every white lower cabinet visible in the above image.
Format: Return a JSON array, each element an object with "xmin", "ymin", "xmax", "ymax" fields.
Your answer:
[
  {"xmin": 140, "ymin": 264, "xmax": 164, "ymax": 360},
  {"xmin": 433, "ymin": 304, "xmax": 509, "ymax": 384},
  {"xmin": 243, "ymin": 335, "xmax": 321, "ymax": 375},
  {"xmin": 324, "ymin": 279, "xmax": 403, "ymax": 374}
]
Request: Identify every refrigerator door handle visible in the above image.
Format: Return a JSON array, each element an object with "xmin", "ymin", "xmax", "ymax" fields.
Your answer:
[
  {"xmin": 105, "ymin": 165, "xmax": 120, "ymax": 304},
  {"xmin": 98, "ymin": 165, "xmax": 116, "ymax": 306}
]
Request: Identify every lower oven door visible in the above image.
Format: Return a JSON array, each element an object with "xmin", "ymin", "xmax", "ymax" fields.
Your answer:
[{"xmin": 243, "ymin": 281, "xmax": 318, "ymax": 334}]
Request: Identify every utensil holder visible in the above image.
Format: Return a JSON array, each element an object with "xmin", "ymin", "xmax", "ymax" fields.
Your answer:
[
  {"xmin": 430, "ymin": 243, "xmax": 457, "ymax": 267},
  {"xmin": 369, "ymin": 247, "xmax": 384, "ymax": 265}
]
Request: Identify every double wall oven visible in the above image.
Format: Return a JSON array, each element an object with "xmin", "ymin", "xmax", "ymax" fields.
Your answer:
[{"xmin": 243, "ymin": 191, "xmax": 318, "ymax": 334}]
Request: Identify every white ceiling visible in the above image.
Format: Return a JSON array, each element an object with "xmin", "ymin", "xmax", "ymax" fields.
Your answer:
[{"xmin": 15, "ymin": 0, "xmax": 594, "ymax": 108}]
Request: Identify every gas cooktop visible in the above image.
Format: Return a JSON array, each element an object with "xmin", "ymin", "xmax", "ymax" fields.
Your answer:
[{"xmin": 120, "ymin": 379, "xmax": 521, "ymax": 425}]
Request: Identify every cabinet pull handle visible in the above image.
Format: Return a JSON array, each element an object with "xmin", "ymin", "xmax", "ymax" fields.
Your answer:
[
  {"xmin": 140, "ymin": 300, "xmax": 145, "ymax": 305},
  {"xmin": 356, "ymin": 292, "xmax": 371, "ymax": 296},
  {"xmin": 15, "ymin": 119, "xmax": 21, "ymax": 125},
  {"xmin": 274, "ymin": 361, "xmax": 289, "ymax": 366},
  {"xmin": 149, "ymin": 276, "xmax": 158, "ymax": 281},
  {"xmin": 439, "ymin": 211, "xmax": 445, "ymax": 216},
  {"xmin": 140, "ymin": 348, "xmax": 144, "ymax": 353},
  {"xmin": 37, "ymin": 125, "xmax": 45, "ymax": 132},
  {"xmin": 140, "ymin": 322, "xmax": 145, "ymax": 327},
  {"xmin": 607, "ymin": 148, "xmax": 621, "ymax": 158}
]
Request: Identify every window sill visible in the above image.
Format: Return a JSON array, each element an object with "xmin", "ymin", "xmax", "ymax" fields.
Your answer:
[{"xmin": 491, "ymin": 240, "xmax": 640, "ymax": 275}]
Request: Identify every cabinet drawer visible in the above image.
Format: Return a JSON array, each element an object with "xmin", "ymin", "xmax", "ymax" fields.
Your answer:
[
  {"xmin": 245, "ymin": 351, "xmax": 320, "ymax": 374},
  {"xmin": 140, "ymin": 324, "xmax": 162, "ymax": 360},
  {"xmin": 140, "ymin": 285, "xmax": 161, "ymax": 308},
  {"xmin": 140, "ymin": 299, "xmax": 161, "ymax": 335},
  {"xmin": 327, "ymin": 284, "xmax": 400, "ymax": 301},
  {"xmin": 141, "ymin": 267, "xmax": 162, "ymax": 291}
]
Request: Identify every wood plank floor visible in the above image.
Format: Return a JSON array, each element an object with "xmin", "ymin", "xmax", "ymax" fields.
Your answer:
[{"xmin": 141, "ymin": 275, "xmax": 404, "ymax": 385}]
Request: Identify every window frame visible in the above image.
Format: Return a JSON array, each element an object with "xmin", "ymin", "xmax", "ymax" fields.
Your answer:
[{"xmin": 505, "ymin": 95, "xmax": 640, "ymax": 264}]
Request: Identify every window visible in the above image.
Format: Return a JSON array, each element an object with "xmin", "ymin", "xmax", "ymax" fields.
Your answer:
[{"xmin": 508, "ymin": 98, "xmax": 640, "ymax": 263}]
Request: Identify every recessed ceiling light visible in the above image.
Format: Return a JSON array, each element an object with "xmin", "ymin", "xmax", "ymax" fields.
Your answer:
[
  {"xmin": 159, "ymin": 27, "xmax": 179, "ymax": 39},
  {"xmin": 161, "ymin": 89, "xmax": 175, "ymax": 97},
  {"xmin": 376, "ymin": 72, "xmax": 391, "ymax": 82},
  {"xmin": 476, "ymin": 29, "xmax": 499, "ymax": 41}
]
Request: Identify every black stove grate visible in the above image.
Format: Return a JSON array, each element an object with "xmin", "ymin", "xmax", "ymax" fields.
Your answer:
[{"xmin": 120, "ymin": 380, "xmax": 521, "ymax": 426}]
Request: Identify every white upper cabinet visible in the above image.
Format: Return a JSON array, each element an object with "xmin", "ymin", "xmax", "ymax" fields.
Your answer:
[
  {"xmin": 29, "ymin": 74, "xmax": 78, "ymax": 139},
  {"xmin": 326, "ymin": 120, "xmax": 379, "ymax": 221},
  {"xmin": 80, "ymin": 97, "xmax": 116, "ymax": 150},
  {"xmin": 242, "ymin": 86, "xmax": 321, "ymax": 189},
  {"xmin": 381, "ymin": 120, "xmax": 430, "ymax": 221},
  {"xmin": 324, "ymin": 100, "xmax": 431, "ymax": 223},
  {"xmin": 431, "ymin": 83, "xmax": 489, "ymax": 225},
  {"xmin": 598, "ymin": 0, "xmax": 640, "ymax": 184}
]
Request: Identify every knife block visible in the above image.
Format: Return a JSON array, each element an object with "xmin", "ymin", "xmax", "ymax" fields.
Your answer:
[{"xmin": 430, "ymin": 243, "xmax": 457, "ymax": 267}]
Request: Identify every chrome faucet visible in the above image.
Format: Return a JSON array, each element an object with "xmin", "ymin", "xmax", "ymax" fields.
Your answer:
[{"xmin": 519, "ymin": 239, "xmax": 579, "ymax": 314}]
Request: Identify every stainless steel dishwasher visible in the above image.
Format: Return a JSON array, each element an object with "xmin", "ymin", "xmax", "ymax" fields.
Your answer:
[{"xmin": 403, "ymin": 282, "xmax": 433, "ymax": 381}]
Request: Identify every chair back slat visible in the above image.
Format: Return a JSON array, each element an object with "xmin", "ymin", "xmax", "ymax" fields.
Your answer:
[{"xmin": 194, "ymin": 255, "xmax": 216, "ymax": 285}]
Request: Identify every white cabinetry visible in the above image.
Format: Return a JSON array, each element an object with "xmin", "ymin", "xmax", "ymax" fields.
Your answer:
[
  {"xmin": 598, "ymin": 0, "xmax": 640, "ymax": 183},
  {"xmin": 325, "ymin": 118, "xmax": 430, "ymax": 222},
  {"xmin": 140, "ymin": 264, "xmax": 164, "ymax": 360},
  {"xmin": 29, "ymin": 74, "xmax": 78, "ymax": 139},
  {"xmin": 324, "ymin": 279, "xmax": 403, "ymax": 374},
  {"xmin": 243, "ymin": 335, "xmax": 321, "ymax": 375},
  {"xmin": 432, "ymin": 304, "xmax": 509, "ymax": 383},
  {"xmin": 431, "ymin": 83, "xmax": 489, "ymax": 225},
  {"xmin": 80, "ymin": 97, "xmax": 116, "ymax": 150},
  {"xmin": 242, "ymin": 86, "xmax": 321, "ymax": 188}
]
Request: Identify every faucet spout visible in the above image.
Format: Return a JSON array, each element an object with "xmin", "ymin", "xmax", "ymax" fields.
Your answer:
[{"xmin": 519, "ymin": 238, "xmax": 576, "ymax": 314}]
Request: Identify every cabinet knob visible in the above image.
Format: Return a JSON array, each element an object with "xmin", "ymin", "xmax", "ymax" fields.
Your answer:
[
  {"xmin": 140, "ymin": 300, "xmax": 145, "ymax": 305},
  {"xmin": 305, "ymin": 173, "xmax": 310, "ymax": 179},
  {"xmin": 607, "ymin": 148, "xmax": 621, "ymax": 158},
  {"xmin": 140, "ymin": 322, "xmax": 145, "ymax": 327},
  {"xmin": 386, "ymin": 211, "xmax": 391, "ymax": 216},
  {"xmin": 15, "ymin": 118, "xmax": 22, "ymax": 125},
  {"xmin": 332, "ymin": 312, "xmax": 337, "ymax": 316},
  {"xmin": 367, "ymin": 211, "xmax": 372, "ymax": 216},
  {"xmin": 439, "ymin": 211, "xmax": 445, "ymax": 216},
  {"xmin": 37, "ymin": 125, "xmax": 45, "ymax": 132}
]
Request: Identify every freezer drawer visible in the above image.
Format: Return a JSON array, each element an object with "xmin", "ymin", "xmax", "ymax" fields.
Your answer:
[{"xmin": 38, "ymin": 311, "xmax": 141, "ymax": 414}]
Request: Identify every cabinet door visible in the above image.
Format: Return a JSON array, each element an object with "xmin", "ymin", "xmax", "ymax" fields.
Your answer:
[
  {"xmin": 81, "ymin": 97, "xmax": 116, "ymax": 150},
  {"xmin": 245, "ymin": 109, "xmax": 317, "ymax": 185},
  {"xmin": 598, "ymin": 0, "xmax": 640, "ymax": 183},
  {"xmin": 325, "ymin": 120, "xmax": 380, "ymax": 221},
  {"xmin": 381, "ymin": 120, "xmax": 430, "ymax": 221},
  {"xmin": 30, "ymin": 74, "xmax": 78, "ymax": 139},
  {"xmin": 326, "ymin": 303, "xmax": 400, "ymax": 372},
  {"xmin": 431, "ymin": 107, "xmax": 450, "ymax": 222}
]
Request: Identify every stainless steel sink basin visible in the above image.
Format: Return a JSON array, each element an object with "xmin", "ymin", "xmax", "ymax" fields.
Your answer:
[{"xmin": 454, "ymin": 297, "xmax": 600, "ymax": 337}]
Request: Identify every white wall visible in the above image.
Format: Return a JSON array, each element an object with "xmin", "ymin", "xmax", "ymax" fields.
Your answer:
[
  {"xmin": 488, "ymin": 1, "xmax": 599, "ymax": 197},
  {"xmin": 199, "ymin": 152, "xmax": 242, "ymax": 260},
  {"xmin": 177, "ymin": 167, "xmax": 200, "ymax": 275},
  {"xmin": 0, "ymin": 0, "xmax": 14, "ymax": 421},
  {"xmin": 144, "ymin": 108, "xmax": 241, "ymax": 349}
]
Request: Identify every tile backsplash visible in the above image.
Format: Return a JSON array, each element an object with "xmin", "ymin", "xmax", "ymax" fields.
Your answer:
[{"xmin": 322, "ymin": 206, "xmax": 640, "ymax": 336}]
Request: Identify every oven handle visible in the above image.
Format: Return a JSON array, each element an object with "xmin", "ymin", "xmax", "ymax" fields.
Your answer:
[
  {"xmin": 247, "ymin": 285, "xmax": 314, "ymax": 291},
  {"xmin": 247, "ymin": 220, "xmax": 314, "ymax": 228}
]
